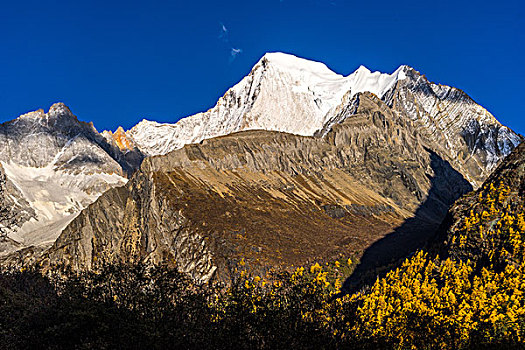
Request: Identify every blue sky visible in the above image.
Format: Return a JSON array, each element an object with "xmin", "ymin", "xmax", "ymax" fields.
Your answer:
[{"xmin": 1, "ymin": 0, "xmax": 523, "ymax": 134}]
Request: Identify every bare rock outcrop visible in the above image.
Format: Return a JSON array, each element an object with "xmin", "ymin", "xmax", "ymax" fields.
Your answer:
[{"xmin": 32, "ymin": 94, "xmax": 474, "ymax": 282}]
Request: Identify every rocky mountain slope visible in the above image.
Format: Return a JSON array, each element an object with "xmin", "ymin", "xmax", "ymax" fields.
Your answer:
[
  {"xmin": 111, "ymin": 53, "xmax": 520, "ymax": 188},
  {"xmin": 1, "ymin": 53, "xmax": 521, "ymax": 283},
  {"xmin": 27, "ymin": 93, "xmax": 475, "ymax": 282},
  {"xmin": 433, "ymin": 141, "xmax": 525, "ymax": 267},
  {"xmin": 0, "ymin": 103, "xmax": 143, "ymax": 256},
  {"xmin": 384, "ymin": 66, "xmax": 519, "ymax": 184},
  {"xmin": 334, "ymin": 141, "xmax": 525, "ymax": 347}
]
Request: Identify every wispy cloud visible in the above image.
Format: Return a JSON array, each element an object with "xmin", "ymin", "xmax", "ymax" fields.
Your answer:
[
  {"xmin": 219, "ymin": 22, "xmax": 228, "ymax": 41},
  {"xmin": 229, "ymin": 48, "xmax": 243, "ymax": 62},
  {"xmin": 218, "ymin": 22, "xmax": 243, "ymax": 62}
]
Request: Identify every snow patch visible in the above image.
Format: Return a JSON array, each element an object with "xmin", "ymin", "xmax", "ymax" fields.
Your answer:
[{"xmin": 1, "ymin": 161, "xmax": 127, "ymax": 247}]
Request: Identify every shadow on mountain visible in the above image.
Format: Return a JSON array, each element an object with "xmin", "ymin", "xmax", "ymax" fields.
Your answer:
[
  {"xmin": 406, "ymin": 74, "xmax": 465, "ymax": 104},
  {"xmin": 341, "ymin": 150, "xmax": 473, "ymax": 294}
]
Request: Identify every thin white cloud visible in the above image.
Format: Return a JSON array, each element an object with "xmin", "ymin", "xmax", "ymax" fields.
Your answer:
[
  {"xmin": 218, "ymin": 22, "xmax": 243, "ymax": 63},
  {"xmin": 230, "ymin": 48, "xmax": 242, "ymax": 61},
  {"xmin": 219, "ymin": 22, "xmax": 229, "ymax": 42}
]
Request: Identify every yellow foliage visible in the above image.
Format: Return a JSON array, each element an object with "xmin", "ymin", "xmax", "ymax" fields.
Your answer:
[
  {"xmin": 310, "ymin": 262, "xmax": 322, "ymax": 274},
  {"xmin": 223, "ymin": 190, "xmax": 525, "ymax": 348}
]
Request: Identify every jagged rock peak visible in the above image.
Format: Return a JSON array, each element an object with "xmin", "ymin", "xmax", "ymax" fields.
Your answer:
[
  {"xmin": 48, "ymin": 102, "xmax": 73, "ymax": 117},
  {"xmin": 15, "ymin": 102, "xmax": 75, "ymax": 122},
  {"xmin": 18, "ymin": 109, "xmax": 45, "ymax": 119},
  {"xmin": 102, "ymin": 126, "xmax": 136, "ymax": 151},
  {"xmin": 0, "ymin": 101, "xmax": 143, "ymax": 258}
]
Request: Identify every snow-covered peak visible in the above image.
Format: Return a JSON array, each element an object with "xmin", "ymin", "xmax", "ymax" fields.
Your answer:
[
  {"xmin": 258, "ymin": 54, "xmax": 413, "ymax": 106},
  {"xmin": 134, "ymin": 119, "xmax": 159, "ymax": 130},
  {"xmin": 127, "ymin": 53, "xmax": 414, "ymax": 156},
  {"xmin": 259, "ymin": 52, "xmax": 342, "ymax": 78},
  {"xmin": 354, "ymin": 65, "xmax": 371, "ymax": 74},
  {"xmin": 124, "ymin": 52, "xmax": 518, "ymax": 170},
  {"xmin": 258, "ymin": 53, "xmax": 408, "ymax": 98},
  {"xmin": 127, "ymin": 119, "xmax": 187, "ymax": 156},
  {"xmin": 344, "ymin": 64, "xmax": 407, "ymax": 99}
]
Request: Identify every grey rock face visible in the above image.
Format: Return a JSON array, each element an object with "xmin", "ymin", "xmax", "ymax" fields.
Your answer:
[
  {"xmin": 0, "ymin": 103, "xmax": 143, "ymax": 256},
  {"xmin": 1, "ymin": 56, "xmax": 520, "ymax": 283},
  {"xmin": 124, "ymin": 55, "xmax": 520, "ymax": 188},
  {"xmin": 0, "ymin": 103, "xmax": 140, "ymax": 173},
  {"xmin": 41, "ymin": 171, "xmax": 216, "ymax": 282},
  {"xmin": 383, "ymin": 67, "xmax": 521, "ymax": 185},
  {"xmin": 34, "ymin": 94, "xmax": 475, "ymax": 282},
  {"xmin": 0, "ymin": 166, "xmax": 33, "ymax": 254}
]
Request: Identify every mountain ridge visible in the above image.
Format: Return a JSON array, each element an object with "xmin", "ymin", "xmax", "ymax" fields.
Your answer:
[
  {"xmin": 12, "ymin": 92, "xmax": 476, "ymax": 282},
  {"xmin": 0, "ymin": 103, "xmax": 144, "ymax": 256},
  {"xmin": 100, "ymin": 53, "xmax": 519, "ymax": 189},
  {"xmin": 0, "ymin": 52, "xmax": 521, "ymax": 277},
  {"xmin": 112, "ymin": 54, "xmax": 413, "ymax": 156}
]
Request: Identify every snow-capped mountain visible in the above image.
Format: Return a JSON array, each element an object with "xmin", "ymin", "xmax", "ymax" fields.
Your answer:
[
  {"xmin": 1, "ymin": 52, "xmax": 521, "ymax": 263},
  {"xmin": 0, "ymin": 103, "xmax": 143, "ymax": 256},
  {"xmin": 120, "ymin": 53, "xmax": 408, "ymax": 155},
  {"xmin": 117, "ymin": 52, "xmax": 520, "ymax": 186}
]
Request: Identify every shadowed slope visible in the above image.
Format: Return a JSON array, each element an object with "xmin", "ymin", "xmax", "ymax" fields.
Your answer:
[
  {"xmin": 343, "ymin": 150, "xmax": 473, "ymax": 291},
  {"xmin": 12, "ymin": 93, "xmax": 477, "ymax": 282}
]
